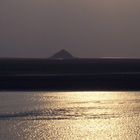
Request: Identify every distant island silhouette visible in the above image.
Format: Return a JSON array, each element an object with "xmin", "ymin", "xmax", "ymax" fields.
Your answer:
[{"xmin": 49, "ymin": 49, "xmax": 75, "ymax": 59}]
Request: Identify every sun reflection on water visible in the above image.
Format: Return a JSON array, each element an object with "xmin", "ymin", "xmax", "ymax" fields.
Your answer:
[{"xmin": 0, "ymin": 91, "xmax": 140, "ymax": 140}]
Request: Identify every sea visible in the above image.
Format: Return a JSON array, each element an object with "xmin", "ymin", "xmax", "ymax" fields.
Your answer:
[{"xmin": 0, "ymin": 91, "xmax": 140, "ymax": 140}]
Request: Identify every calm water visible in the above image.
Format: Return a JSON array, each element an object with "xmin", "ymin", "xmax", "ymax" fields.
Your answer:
[{"xmin": 0, "ymin": 91, "xmax": 140, "ymax": 140}]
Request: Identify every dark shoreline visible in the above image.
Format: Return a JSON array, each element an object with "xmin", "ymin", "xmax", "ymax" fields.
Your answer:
[{"xmin": 1, "ymin": 58, "xmax": 140, "ymax": 91}]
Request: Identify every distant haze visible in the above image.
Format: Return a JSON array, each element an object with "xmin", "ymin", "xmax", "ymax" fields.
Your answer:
[{"xmin": 0, "ymin": 0, "xmax": 140, "ymax": 58}]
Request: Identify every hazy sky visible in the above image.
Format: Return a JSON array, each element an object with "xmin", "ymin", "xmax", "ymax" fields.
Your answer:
[{"xmin": 0, "ymin": 0, "xmax": 140, "ymax": 58}]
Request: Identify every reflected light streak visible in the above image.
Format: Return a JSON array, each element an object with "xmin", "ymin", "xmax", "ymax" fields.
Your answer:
[{"xmin": 0, "ymin": 91, "xmax": 140, "ymax": 139}]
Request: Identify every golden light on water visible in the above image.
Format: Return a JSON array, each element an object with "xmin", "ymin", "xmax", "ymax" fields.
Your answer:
[{"xmin": 0, "ymin": 91, "xmax": 140, "ymax": 139}]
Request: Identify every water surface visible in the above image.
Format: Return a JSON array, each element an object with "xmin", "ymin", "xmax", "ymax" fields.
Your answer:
[{"xmin": 0, "ymin": 91, "xmax": 140, "ymax": 140}]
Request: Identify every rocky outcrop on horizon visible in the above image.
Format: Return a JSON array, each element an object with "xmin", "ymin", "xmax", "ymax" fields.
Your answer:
[{"xmin": 49, "ymin": 49, "xmax": 75, "ymax": 59}]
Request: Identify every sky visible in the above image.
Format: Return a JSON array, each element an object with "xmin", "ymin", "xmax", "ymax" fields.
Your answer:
[{"xmin": 0, "ymin": 0, "xmax": 140, "ymax": 58}]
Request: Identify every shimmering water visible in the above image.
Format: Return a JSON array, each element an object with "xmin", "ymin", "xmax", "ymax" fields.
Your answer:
[{"xmin": 0, "ymin": 91, "xmax": 140, "ymax": 140}]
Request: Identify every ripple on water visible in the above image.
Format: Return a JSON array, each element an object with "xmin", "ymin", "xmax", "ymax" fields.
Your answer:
[{"xmin": 0, "ymin": 91, "xmax": 140, "ymax": 140}]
